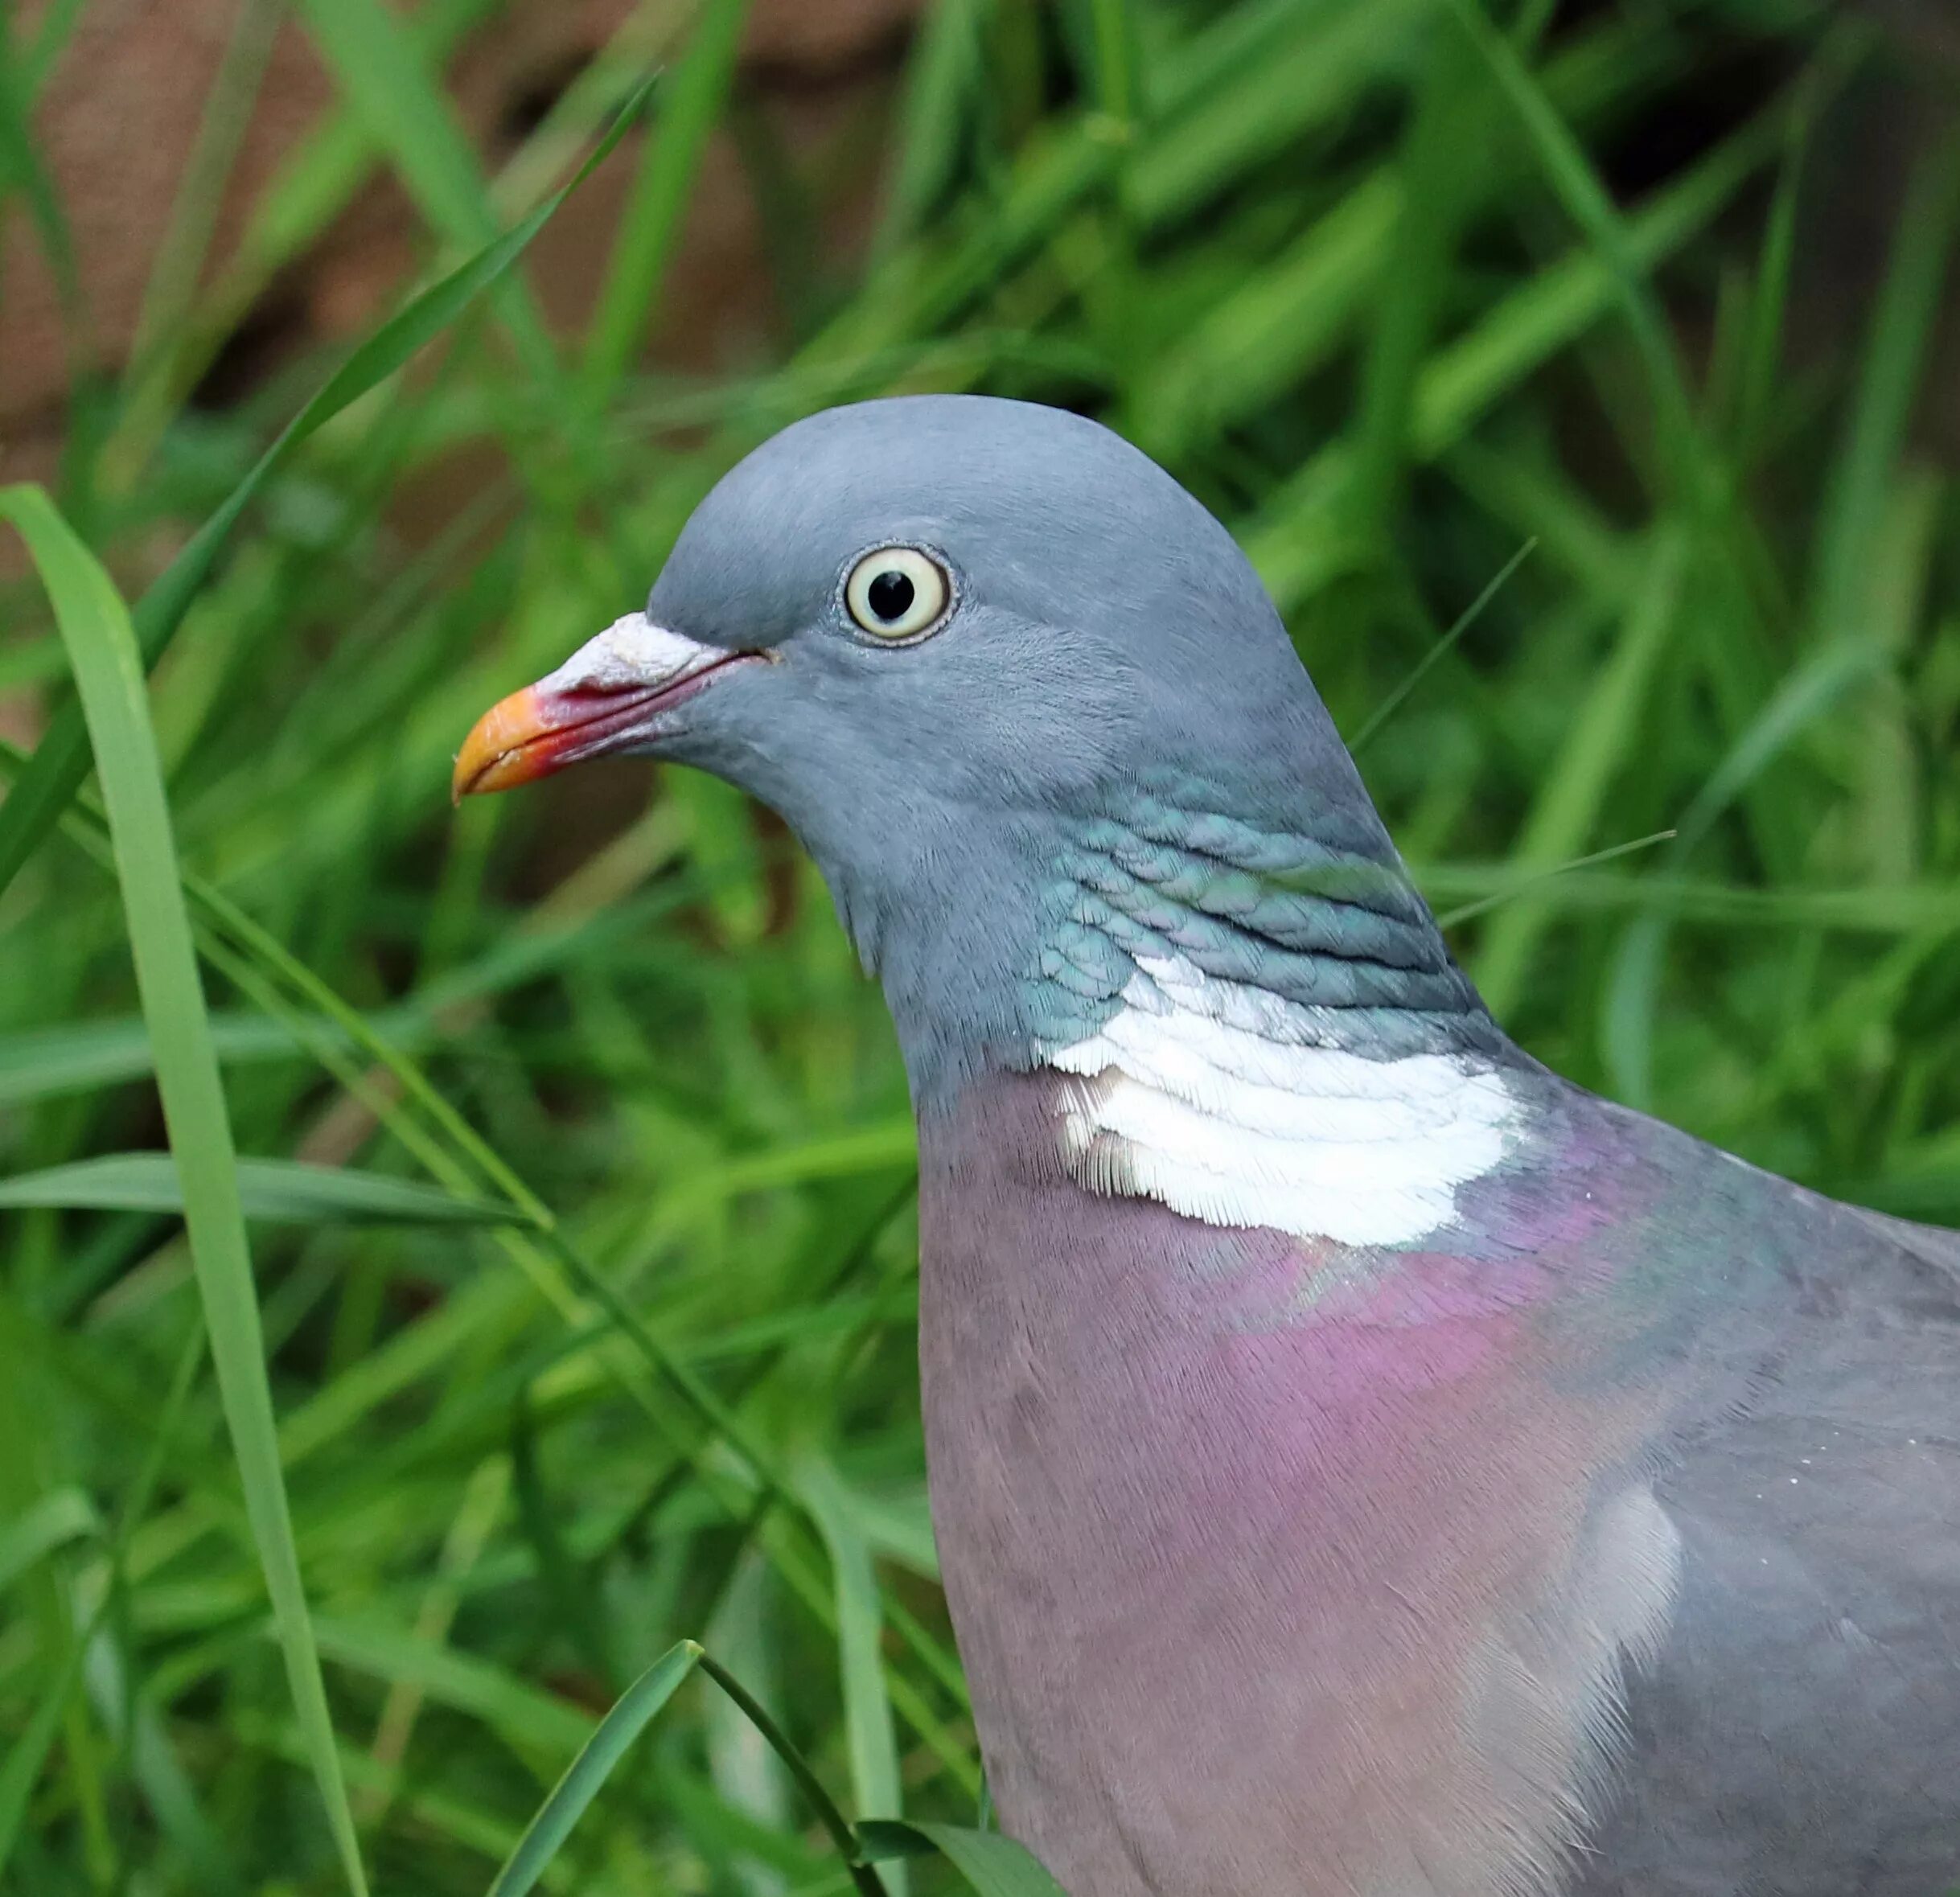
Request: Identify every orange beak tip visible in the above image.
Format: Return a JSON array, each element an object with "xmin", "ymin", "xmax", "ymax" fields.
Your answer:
[{"xmin": 452, "ymin": 684, "xmax": 552, "ymax": 804}]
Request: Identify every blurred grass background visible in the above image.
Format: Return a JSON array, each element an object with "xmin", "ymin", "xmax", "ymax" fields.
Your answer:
[{"xmin": 3, "ymin": 0, "xmax": 1959, "ymax": 1891}]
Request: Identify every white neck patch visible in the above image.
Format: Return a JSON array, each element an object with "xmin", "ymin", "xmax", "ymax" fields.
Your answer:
[{"xmin": 1043, "ymin": 954, "xmax": 1518, "ymax": 1247}]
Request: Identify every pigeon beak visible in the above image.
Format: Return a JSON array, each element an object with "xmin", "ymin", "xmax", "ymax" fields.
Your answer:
[{"xmin": 453, "ymin": 613, "xmax": 759, "ymax": 802}]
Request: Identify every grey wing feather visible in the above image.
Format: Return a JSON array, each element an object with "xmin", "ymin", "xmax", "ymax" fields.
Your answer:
[{"xmin": 1577, "ymin": 1204, "xmax": 1960, "ymax": 1897}]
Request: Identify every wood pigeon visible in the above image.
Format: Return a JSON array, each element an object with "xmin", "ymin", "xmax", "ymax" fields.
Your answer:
[{"xmin": 455, "ymin": 396, "xmax": 1960, "ymax": 1897}]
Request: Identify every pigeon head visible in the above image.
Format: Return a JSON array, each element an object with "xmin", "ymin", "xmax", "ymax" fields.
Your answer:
[{"xmin": 456, "ymin": 396, "xmax": 1473, "ymax": 1100}]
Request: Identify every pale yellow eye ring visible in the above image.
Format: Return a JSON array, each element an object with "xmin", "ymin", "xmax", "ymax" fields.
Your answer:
[{"xmin": 844, "ymin": 546, "xmax": 951, "ymax": 641}]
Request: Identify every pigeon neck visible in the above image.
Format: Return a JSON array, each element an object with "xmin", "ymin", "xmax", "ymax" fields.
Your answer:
[{"xmin": 859, "ymin": 773, "xmax": 1506, "ymax": 1118}]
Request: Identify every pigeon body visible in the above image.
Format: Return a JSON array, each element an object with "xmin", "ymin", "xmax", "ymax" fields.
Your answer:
[{"xmin": 457, "ymin": 396, "xmax": 1960, "ymax": 1897}]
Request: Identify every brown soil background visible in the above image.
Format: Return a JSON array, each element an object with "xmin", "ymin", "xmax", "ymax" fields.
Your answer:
[{"xmin": 1, "ymin": 0, "xmax": 925, "ymax": 482}]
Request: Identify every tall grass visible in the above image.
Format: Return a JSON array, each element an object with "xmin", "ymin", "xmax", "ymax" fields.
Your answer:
[{"xmin": 2, "ymin": 1, "xmax": 1957, "ymax": 1892}]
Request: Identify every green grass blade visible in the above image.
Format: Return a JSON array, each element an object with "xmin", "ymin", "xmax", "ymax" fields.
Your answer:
[
  {"xmin": 1805, "ymin": 125, "xmax": 1960, "ymax": 651},
  {"xmin": 1432, "ymin": 830, "xmax": 1677, "ymax": 930},
  {"xmin": 485, "ymin": 1641, "xmax": 703, "ymax": 1897},
  {"xmin": 0, "ymin": 79, "xmax": 651, "ymax": 902},
  {"xmin": 105, "ymin": 0, "xmax": 507, "ymax": 465},
  {"xmin": 125, "ymin": 0, "xmax": 283, "ymax": 375},
  {"xmin": 582, "ymin": 0, "xmax": 754, "ymax": 396},
  {"xmin": 0, "ymin": 1607, "xmax": 97, "ymax": 1872},
  {"xmin": 1350, "ymin": 538, "xmax": 1535, "ymax": 754},
  {"xmin": 0, "ymin": 11, "xmax": 80, "ymax": 322},
  {"xmin": 874, "ymin": 0, "xmax": 989, "ymax": 257},
  {"xmin": 1438, "ymin": 0, "xmax": 1700, "ymax": 486},
  {"xmin": 856, "ymin": 1821, "xmax": 1070, "ymax": 1897},
  {"xmin": 1346, "ymin": 23, "xmax": 1479, "ymax": 541},
  {"xmin": 289, "ymin": 0, "xmax": 497, "ymax": 245},
  {"xmin": 1473, "ymin": 529, "xmax": 1684, "ymax": 1017},
  {"xmin": 1602, "ymin": 633, "xmax": 1886, "ymax": 1107},
  {"xmin": 0, "ymin": 486, "xmax": 371, "ymax": 1897},
  {"xmin": 1085, "ymin": 0, "xmax": 1141, "ymax": 134},
  {"xmin": 697, "ymin": 1653, "xmax": 890, "ymax": 1897},
  {"xmin": 1735, "ymin": 71, "xmax": 1817, "ymax": 452},
  {"xmin": 0, "ymin": 1487, "xmax": 101, "ymax": 1595},
  {"xmin": 799, "ymin": 1457, "xmax": 907, "ymax": 1897},
  {"xmin": 0, "ymin": 1154, "xmax": 522, "ymax": 1225}
]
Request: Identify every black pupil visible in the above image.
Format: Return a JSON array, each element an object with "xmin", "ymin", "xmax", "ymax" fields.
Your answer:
[{"xmin": 867, "ymin": 569, "xmax": 915, "ymax": 622}]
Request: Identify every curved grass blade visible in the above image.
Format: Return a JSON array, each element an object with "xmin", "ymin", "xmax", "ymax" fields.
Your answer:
[
  {"xmin": 484, "ymin": 1641, "xmax": 702, "ymax": 1897},
  {"xmin": 0, "ymin": 1154, "xmax": 521, "ymax": 1225},
  {"xmin": 484, "ymin": 1640, "xmax": 928, "ymax": 1897},
  {"xmin": 697, "ymin": 1653, "xmax": 890, "ymax": 1897},
  {"xmin": 0, "ymin": 76, "xmax": 653, "ymax": 901},
  {"xmin": 856, "ymin": 1821, "xmax": 1070, "ymax": 1897},
  {"xmin": 0, "ymin": 486, "xmax": 370, "ymax": 1897},
  {"xmin": 0, "ymin": 1487, "xmax": 101, "ymax": 1595}
]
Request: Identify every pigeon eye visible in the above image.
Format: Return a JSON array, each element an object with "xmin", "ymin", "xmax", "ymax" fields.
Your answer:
[{"xmin": 844, "ymin": 547, "xmax": 951, "ymax": 641}]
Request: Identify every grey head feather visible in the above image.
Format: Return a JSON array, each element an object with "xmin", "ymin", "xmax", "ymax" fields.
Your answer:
[{"xmin": 633, "ymin": 396, "xmax": 1491, "ymax": 1102}]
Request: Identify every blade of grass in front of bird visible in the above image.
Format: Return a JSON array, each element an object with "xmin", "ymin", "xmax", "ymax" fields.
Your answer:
[
  {"xmin": 698, "ymin": 1651, "xmax": 891, "ymax": 1897},
  {"xmin": 484, "ymin": 1640, "xmax": 703, "ymax": 1897},
  {"xmin": 0, "ymin": 486, "xmax": 370, "ymax": 1895},
  {"xmin": 0, "ymin": 76, "xmax": 651, "ymax": 901},
  {"xmin": 856, "ymin": 1821, "xmax": 1070, "ymax": 1897}
]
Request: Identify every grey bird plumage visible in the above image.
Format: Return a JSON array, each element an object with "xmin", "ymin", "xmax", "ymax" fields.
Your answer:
[{"xmin": 458, "ymin": 395, "xmax": 1960, "ymax": 1897}]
